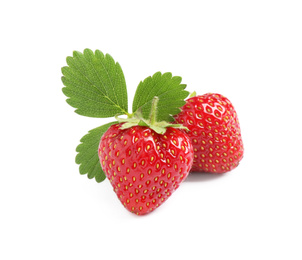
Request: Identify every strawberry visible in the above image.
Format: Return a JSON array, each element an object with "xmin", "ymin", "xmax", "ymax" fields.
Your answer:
[
  {"xmin": 174, "ymin": 93, "xmax": 243, "ymax": 173},
  {"xmin": 98, "ymin": 124, "xmax": 193, "ymax": 215},
  {"xmin": 62, "ymin": 49, "xmax": 193, "ymax": 215}
]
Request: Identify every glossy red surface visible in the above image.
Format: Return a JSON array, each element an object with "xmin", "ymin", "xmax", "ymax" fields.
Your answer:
[
  {"xmin": 174, "ymin": 93, "xmax": 244, "ymax": 173},
  {"xmin": 98, "ymin": 124, "xmax": 193, "ymax": 215}
]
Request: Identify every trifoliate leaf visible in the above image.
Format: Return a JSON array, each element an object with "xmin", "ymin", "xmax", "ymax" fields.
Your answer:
[
  {"xmin": 132, "ymin": 72, "xmax": 189, "ymax": 122},
  {"xmin": 62, "ymin": 49, "xmax": 128, "ymax": 118},
  {"xmin": 75, "ymin": 122, "xmax": 117, "ymax": 183}
]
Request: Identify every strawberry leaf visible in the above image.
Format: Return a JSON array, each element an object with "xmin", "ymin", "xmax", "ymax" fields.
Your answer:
[
  {"xmin": 75, "ymin": 122, "xmax": 118, "ymax": 183},
  {"xmin": 132, "ymin": 72, "xmax": 189, "ymax": 122},
  {"xmin": 62, "ymin": 49, "xmax": 128, "ymax": 118}
]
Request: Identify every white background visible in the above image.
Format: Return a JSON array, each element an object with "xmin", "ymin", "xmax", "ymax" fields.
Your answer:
[{"xmin": 1, "ymin": 1, "xmax": 302, "ymax": 259}]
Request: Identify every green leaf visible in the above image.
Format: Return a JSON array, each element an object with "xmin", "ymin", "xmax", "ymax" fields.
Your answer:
[
  {"xmin": 62, "ymin": 49, "xmax": 128, "ymax": 118},
  {"xmin": 132, "ymin": 72, "xmax": 189, "ymax": 122},
  {"xmin": 75, "ymin": 121, "xmax": 118, "ymax": 183}
]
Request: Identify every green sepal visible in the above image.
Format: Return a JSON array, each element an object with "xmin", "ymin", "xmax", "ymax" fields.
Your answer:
[
  {"xmin": 188, "ymin": 91, "xmax": 197, "ymax": 98},
  {"xmin": 115, "ymin": 97, "xmax": 189, "ymax": 135}
]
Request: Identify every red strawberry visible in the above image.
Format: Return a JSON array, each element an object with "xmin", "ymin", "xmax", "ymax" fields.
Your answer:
[
  {"xmin": 98, "ymin": 124, "xmax": 193, "ymax": 215},
  {"xmin": 174, "ymin": 93, "xmax": 244, "ymax": 173}
]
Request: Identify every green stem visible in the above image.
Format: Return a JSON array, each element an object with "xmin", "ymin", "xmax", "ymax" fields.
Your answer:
[
  {"xmin": 125, "ymin": 112, "xmax": 133, "ymax": 118},
  {"xmin": 149, "ymin": 96, "xmax": 159, "ymax": 125}
]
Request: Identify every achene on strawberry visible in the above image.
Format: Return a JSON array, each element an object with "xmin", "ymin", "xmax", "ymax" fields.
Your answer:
[
  {"xmin": 98, "ymin": 124, "xmax": 193, "ymax": 215},
  {"xmin": 174, "ymin": 93, "xmax": 244, "ymax": 173}
]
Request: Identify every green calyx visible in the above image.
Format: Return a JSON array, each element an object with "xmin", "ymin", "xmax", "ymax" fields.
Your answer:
[{"xmin": 115, "ymin": 96, "xmax": 188, "ymax": 135}]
